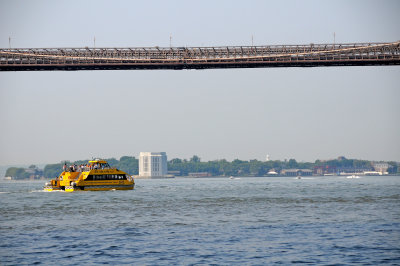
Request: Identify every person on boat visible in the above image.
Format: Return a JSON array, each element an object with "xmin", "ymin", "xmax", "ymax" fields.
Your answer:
[{"xmin": 63, "ymin": 163, "xmax": 67, "ymax": 172}]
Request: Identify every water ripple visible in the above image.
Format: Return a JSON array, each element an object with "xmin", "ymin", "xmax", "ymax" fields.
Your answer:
[{"xmin": 1, "ymin": 177, "xmax": 399, "ymax": 265}]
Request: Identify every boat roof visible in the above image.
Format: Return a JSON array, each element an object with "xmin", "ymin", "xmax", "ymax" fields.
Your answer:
[{"xmin": 88, "ymin": 159, "xmax": 108, "ymax": 164}]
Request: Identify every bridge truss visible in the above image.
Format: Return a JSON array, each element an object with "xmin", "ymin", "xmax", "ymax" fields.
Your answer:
[{"xmin": 0, "ymin": 41, "xmax": 399, "ymax": 71}]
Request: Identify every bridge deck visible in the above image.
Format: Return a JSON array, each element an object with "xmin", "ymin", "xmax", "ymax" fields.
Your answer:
[{"xmin": 1, "ymin": 41, "xmax": 399, "ymax": 71}]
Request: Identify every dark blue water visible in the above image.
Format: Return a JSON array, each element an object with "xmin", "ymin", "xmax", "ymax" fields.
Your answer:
[{"xmin": 1, "ymin": 176, "xmax": 399, "ymax": 265}]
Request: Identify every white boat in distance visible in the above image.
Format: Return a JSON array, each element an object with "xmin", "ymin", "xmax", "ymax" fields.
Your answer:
[{"xmin": 347, "ymin": 175, "xmax": 361, "ymax": 179}]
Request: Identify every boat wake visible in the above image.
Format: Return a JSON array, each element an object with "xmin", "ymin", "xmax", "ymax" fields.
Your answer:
[{"xmin": 31, "ymin": 189, "xmax": 63, "ymax": 193}]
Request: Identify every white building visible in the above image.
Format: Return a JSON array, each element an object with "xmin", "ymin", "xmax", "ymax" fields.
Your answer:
[
  {"xmin": 139, "ymin": 152, "xmax": 168, "ymax": 178},
  {"xmin": 373, "ymin": 162, "xmax": 389, "ymax": 175}
]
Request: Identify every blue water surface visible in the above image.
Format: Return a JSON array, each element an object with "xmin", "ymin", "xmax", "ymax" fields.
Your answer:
[{"xmin": 1, "ymin": 176, "xmax": 399, "ymax": 265}]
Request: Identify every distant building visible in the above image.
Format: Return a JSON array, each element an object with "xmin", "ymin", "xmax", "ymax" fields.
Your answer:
[
  {"xmin": 373, "ymin": 163, "xmax": 389, "ymax": 175},
  {"xmin": 314, "ymin": 165, "xmax": 337, "ymax": 175},
  {"xmin": 139, "ymin": 152, "xmax": 168, "ymax": 178},
  {"xmin": 336, "ymin": 166, "xmax": 373, "ymax": 175},
  {"xmin": 188, "ymin": 172, "xmax": 212, "ymax": 177},
  {"xmin": 281, "ymin": 169, "xmax": 313, "ymax": 176},
  {"xmin": 363, "ymin": 171, "xmax": 383, "ymax": 176},
  {"xmin": 168, "ymin": 170, "xmax": 181, "ymax": 176}
]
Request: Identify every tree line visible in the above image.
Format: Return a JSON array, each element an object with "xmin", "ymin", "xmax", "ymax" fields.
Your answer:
[
  {"xmin": 5, "ymin": 155, "xmax": 399, "ymax": 179},
  {"xmin": 5, "ymin": 165, "xmax": 43, "ymax": 180},
  {"xmin": 167, "ymin": 156, "xmax": 398, "ymax": 176}
]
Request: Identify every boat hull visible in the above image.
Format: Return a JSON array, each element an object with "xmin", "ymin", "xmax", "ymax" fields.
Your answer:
[
  {"xmin": 43, "ymin": 186, "xmax": 60, "ymax": 192},
  {"xmin": 45, "ymin": 184, "xmax": 134, "ymax": 192}
]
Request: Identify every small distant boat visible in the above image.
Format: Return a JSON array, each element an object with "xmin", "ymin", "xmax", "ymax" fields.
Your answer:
[
  {"xmin": 229, "ymin": 176, "xmax": 234, "ymax": 179},
  {"xmin": 347, "ymin": 175, "xmax": 360, "ymax": 179},
  {"xmin": 296, "ymin": 176, "xmax": 301, "ymax": 179},
  {"xmin": 267, "ymin": 170, "xmax": 278, "ymax": 176}
]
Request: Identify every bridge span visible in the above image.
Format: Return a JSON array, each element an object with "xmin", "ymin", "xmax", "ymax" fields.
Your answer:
[{"xmin": 0, "ymin": 41, "xmax": 399, "ymax": 71}]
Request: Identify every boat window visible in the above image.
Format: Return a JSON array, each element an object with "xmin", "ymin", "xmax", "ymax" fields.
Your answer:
[{"xmin": 85, "ymin": 174, "xmax": 128, "ymax": 180}]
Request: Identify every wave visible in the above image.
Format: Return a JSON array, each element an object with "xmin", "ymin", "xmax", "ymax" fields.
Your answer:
[{"xmin": 292, "ymin": 177, "xmax": 315, "ymax": 180}]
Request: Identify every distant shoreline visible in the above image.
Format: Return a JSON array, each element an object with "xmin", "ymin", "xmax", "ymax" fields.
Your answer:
[
  {"xmin": 3, "ymin": 174, "xmax": 400, "ymax": 181},
  {"xmin": 3, "ymin": 156, "xmax": 399, "ymax": 180}
]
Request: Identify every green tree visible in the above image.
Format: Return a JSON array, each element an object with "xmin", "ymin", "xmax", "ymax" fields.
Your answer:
[
  {"xmin": 44, "ymin": 163, "xmax": 64, "ymax": 178},
  {"xmin": 116, "ymin": 156, "xmax": 139, "ymax": 175},
  {"xmin": 190, "ymin": 155, "xmax": 201, "ymax": 163},
  {"xmin": 169, "ymin": 158, "xmax": 182, "ymax": 164},
  {"xmin": 288, "ymin": 159, "xmax": 298, "ymax": 168},
  {"xmin": 5, "ymin": 167, "xmax": 30, "ymax": 179},
  {"xmin": 105, "ymin": 158, "xmax": 119, "ymax": 166},
  {"xmin": 5, "ymin": 167, "xmax": 19, "ymax": 177}
]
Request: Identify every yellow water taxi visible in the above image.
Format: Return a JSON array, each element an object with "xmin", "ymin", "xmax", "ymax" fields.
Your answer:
[{"xmin": 44, "ymin": 159, "xmax": 134, "ymax": 192}]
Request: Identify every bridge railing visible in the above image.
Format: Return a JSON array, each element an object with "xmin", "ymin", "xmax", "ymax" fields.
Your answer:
[{"xmin": 1, "ymin": 41, "xmax": 399, "ymax": 70}]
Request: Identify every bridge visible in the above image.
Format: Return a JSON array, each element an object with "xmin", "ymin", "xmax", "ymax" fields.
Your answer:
[{"xmin": 0, "ymin": 41, "xmax": 399, "ymax": 71}]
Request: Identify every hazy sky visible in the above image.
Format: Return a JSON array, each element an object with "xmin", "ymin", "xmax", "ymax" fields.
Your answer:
[{"xmin": 0, "ymin": 0, "xmax": 399, "ymax": 165}]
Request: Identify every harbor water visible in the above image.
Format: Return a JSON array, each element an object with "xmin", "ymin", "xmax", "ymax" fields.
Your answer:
[{"xmin": 1, "ymin": 176, "xmax": 399, "ymax": 265}]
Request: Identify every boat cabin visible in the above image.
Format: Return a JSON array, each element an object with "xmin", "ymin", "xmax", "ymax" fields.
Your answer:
[{"xmin": 88, "ymin": 159, "xmax": 111, "ymax": 170}]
